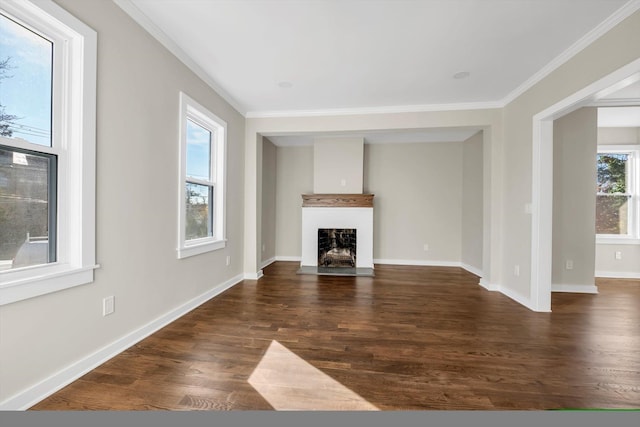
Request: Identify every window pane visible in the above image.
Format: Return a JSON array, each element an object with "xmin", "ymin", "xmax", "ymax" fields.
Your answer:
[
  {"xmin": 186, "ymin": 120, "xmax": 211, "ymax": 181},
  {"xmin": 0, "ymin": 146, "xmax": 56, "ymax": 270},
  {"xmin": 0, "ymin": 14, "xmax": 53, "ymax": 147},
  {"xmin": 596, "ymin": 194, "xmax": 629, "ymax": 235},
  {"xmin": 597, "ymin": 153, "xmax": 628, "ymax": 194},
  {"xmin": 185, "ymin": 182, "xmax": 213, "ymax": 240}
]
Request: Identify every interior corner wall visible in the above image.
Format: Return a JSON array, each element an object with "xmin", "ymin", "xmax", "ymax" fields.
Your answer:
[
  {"xmin": 275, "ymin": 146, "xmax": 314, "ymax": 258},
  {"xmin": 461, "ymin": 131, "xmax": 484, "ymax": 273},
  {"xmin": 595, "ymin": 126, "xmax": 640, "ymax": 277},
  {"xmin": 552, "ymin": 107, "xmax": 597, "ymax": 288},
  {"xmin": 0, "ymin": 0, "xmax": 245, "ymax": 405},
  {"xmin": 261, "ymin": 138, "xmax": 277, "ymax": 264},
  {"xmin": 363, "ymin": 142, "xmax": 463, "ymax": 263}
]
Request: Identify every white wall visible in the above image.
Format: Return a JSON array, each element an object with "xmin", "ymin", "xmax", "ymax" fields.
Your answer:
[
  {"xmin": 552, "ymin": 107, "xmax": 597, "ymax": 290},
  {"xmin": 595, "ymin": 126, "xmax": 640, "ymax": 278},
  {"xmin": 261, "ymin": 137, "xmax": 277, "ymax": 264},
  {"xmin": 313, "ymin": 137, "xmax": 364, "ymax": 194},
  {"xmin": 461, "ymin": 131, "xmax": 484, "ymax": 274},
  {"xmin": 0, "ymin": 0, "xmax": 245, "ymax": 405}
]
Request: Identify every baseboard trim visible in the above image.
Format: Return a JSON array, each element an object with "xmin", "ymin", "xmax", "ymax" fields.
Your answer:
[
  {"xmin": 499, "ymin": 286, "xmax": 541, "ymax": 312},
  {"xmin": 595, "ymin": 270, "xmax": 640, "ymax": 279},
  {"xmin": 373, "ymin": 258, "xmax": 461, "ymax": 267},
  {"xmin": 478, "ymin": 280, "xmax": 543, "ymax": 312},
  {"xmin": 275, "ymin": 256, "xmax": 302, "ymax": 262},
  {"xmin": 478, "ymin": 278, "xmax": 499, "ymax": 291},
  {"xmin": 552, "ymin": 284, "xmax": 599, "ymax": 294},
  {"xmin": 0, "ymin": 273, "xmax": 245, "ymax": 411},
  {"xmin": 244, "ymin": 270, "xmax": 264, "ymax": 280},
  {"xmin": 460, "ymin": 263, "xmax": 483, "ymax": 277},
  {"xmin": 260, "ymin": 257, "xmax": 276, "ymax": 269}
]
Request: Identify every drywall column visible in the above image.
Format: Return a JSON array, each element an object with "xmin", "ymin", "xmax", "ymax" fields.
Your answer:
[
  {"xmin": 261, "ymin": 138, "xmax": 277, "ymax": 265},
  {"xmin": 461, "ymin": 131, "xmax": 484, "ymax": 274},
  {"xmin": 551, "ymin": 107, "xmax": 597, "ymax": 292},
  {"xmin": 313, "ymin": 137, "xmax": 364, "ymax": 193},
  {"xmin": 244, "ymin": 127, "xmax": 262, "ymax": 279}
]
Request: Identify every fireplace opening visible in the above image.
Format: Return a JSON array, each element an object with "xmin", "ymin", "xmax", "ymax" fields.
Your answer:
[{"xmin": 318, "ymin": 228, "xmax": 356, "ymax": 268}]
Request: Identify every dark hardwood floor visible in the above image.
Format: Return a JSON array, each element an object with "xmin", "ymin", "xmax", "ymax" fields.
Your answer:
[{"xmin": 31, "ymin": 262, "xmax": 640, "ymax": 410}]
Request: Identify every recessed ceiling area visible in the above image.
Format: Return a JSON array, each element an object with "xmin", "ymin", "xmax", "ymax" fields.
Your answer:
[
  {"xmin": 266, "ymin": 128, "xmax": 483, "ymax": 147},
  {"xmin": 118, "ymin": 0, "xmax": 632, "ymax": 115}
]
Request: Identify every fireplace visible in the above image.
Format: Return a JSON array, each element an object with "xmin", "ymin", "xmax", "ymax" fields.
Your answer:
[
  {"xmin": 299, "ymin": 194, "xmax": 374, "ymax": 276},
  {"xmin": 318, "ymin": 228, "xmax": 356, "ymax": 267}
]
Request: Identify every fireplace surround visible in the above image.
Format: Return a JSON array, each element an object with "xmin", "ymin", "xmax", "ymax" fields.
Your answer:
[{"xmin": 298, "ymin": 194, "xmax": 374, "ymax": 276}]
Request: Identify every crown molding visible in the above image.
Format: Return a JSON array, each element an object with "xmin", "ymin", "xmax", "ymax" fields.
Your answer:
[
  {"xmin": 114, "ymin": 0, "xmax": 639, "ymax": 119},
  {"xmin": 501, "ymin": 0, "xmax": 640, "ymax": 106},
  {"xmin": 113, "ymin": 0, "xmax": 247, "ymax": 116},
  {"xmin": 589, "ymin": 98, "xmax": 640, "ymax": 107},
  {"xmin": 245, "ymin": 101, "xmax": 503, "ymax": 119}
]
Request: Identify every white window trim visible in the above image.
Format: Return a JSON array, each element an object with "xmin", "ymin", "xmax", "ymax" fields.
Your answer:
[
  {"xmin": 177, "ymin": 92, "xmax": 227, "ymax": 259},
  {"xmin": 0, "ymin": 0, "xmax": 97, "ymax": 306},
  {"xmin": 596, "ymin": 144, "xmax": 640, "ymax": 245}
]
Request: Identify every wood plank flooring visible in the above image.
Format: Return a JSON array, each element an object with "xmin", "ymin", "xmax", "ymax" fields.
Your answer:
[{"xmin": 31, "ymin": 262, "xmax": 640, "ymax": 410}]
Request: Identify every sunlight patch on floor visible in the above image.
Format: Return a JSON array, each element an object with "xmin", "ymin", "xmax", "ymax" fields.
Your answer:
[{"xmin": 248, "ymin": 340, "xmax": 378, "ymax": 410}]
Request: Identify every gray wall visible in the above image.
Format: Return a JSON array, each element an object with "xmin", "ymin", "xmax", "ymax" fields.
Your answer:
[
  {"xmin": 0, "ymin": 0, "xmax": 245, "ymax": 402},
  {"xmin": 364, "ymin": 142, "xmax": 463, "ymax": 263},
  {"xmin": 275, "ymin": 146, "xmax": 314, "ymax": 258},
  {"xmin": 461, "ymin": 131, "xmax": 484, "ymax": 273},
  {"xmin": 274, "ymin": 141, "xmax": 469, "ymax": 264},
  {"xmin": 500, "ymin": 10, "xmax": 640, "ymax": 301},
  {"xmin": 595, "ymin": 127, "xmax": 640, "ymax": 277},
  {"xmin": 313, "ymin": 137, "xmax": 364, "ymax": 194},
  {"xmin": 261, "ymin": 138, "xmax": 277, "ymax": 264},
  {"xmin": 552, "ymin": 108, "xmax": 597, "ymax": 287}
]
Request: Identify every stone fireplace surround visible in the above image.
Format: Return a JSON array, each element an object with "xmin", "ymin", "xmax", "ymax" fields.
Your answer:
[{"xmin": 300, "ymin": 194, "xmax": 374, "ymax": 272}]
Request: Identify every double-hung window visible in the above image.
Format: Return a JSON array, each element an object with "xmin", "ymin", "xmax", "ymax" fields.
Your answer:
[
  {"xmin": 596, "ymin": 145, "xmax": 640, "ymax": 243},
  {"xmin": 177, "ymin": 92, "xmax": 226, "ymax": 258},
  {"xmin": 0, "ymin": 0, "xmax": 97, "ymax": 305}
]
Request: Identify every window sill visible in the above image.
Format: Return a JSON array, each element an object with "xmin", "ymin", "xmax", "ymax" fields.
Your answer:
[
  {"xmin": 0, "ymin": 264, "xmax": 100, "ymax": 306},
  {"xmin": 596, "ymin": 237, "xmax": 640, "ymax": 245},
  {"xmin": 177, "ymin": 239, "xmax": 227, "ymax": 259}
]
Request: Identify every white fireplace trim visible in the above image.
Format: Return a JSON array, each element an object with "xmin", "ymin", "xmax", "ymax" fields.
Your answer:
[{"xmin": 301, "ymin": 207, "xmax": 374, "ymax": 268}]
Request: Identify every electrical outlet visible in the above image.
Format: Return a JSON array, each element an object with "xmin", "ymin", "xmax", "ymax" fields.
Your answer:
[
  {"xmin": 262, "ymin": 244, "xmax": 266, "ymax": 252},
  {"xmin": 615, "ymin": 251, "xmax": 622, "ymax": 260},
  {"xmin": 340, "ymin": 178, "xmax": 347, "ymax": 187},
  {"xmin": 103, "ymin": 296, "xmax": 114, "ymax": 316},
  {"xmin": 565, "ymin": 260, "xmax": 573, "ymax": 270},
  {"xmin": 423, "ymin": 243, "xmax": 429, "ymax": 251},
  {"xmin": 226, "ymin": 255, "xmax": 231, "ymax": 266},
  {"xmin": 514, "ymin": 265, "xmax": 520, "ymax": 277}
]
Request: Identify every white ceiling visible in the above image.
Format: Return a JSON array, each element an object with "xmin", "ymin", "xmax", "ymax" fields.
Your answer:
[{"xmin": 120, "ymin": 0, "xmax": 634, "ymax": 117}]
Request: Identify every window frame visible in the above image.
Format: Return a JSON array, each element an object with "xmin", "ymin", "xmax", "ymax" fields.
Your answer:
[
  {"xmin": 177, "ymin": 92, "xmax": 227, "ymax": 259},
  {"xmin": 0, "ymin": 0, "xmax": 97, "ymax": 306},
  {"xmin": 596, "ymin": 144, "xmax": 640, "ymax": 245}
]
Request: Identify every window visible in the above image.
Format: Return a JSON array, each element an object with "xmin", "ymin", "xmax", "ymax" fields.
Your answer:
[
  {"xmin": 177, "ymin": 92, "xmax": 226, "ymax": 258},
  {"xmin": 0, "ymin": 0, "xmax": 97, "ymax": 305},
  {"xmin": 596, "ymin": 145, "xmax": 640, "ymax": 243}
]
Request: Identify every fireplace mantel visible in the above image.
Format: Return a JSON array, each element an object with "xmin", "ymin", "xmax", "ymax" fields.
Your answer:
[{"xmin": 302, "ymin": 193, "xmax": 374, "ymax": 208}]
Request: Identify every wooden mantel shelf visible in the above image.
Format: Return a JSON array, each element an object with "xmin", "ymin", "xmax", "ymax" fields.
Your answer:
[{"xmin": 302, "ymin": 194, "xmax": 374, "ymax": 208}]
